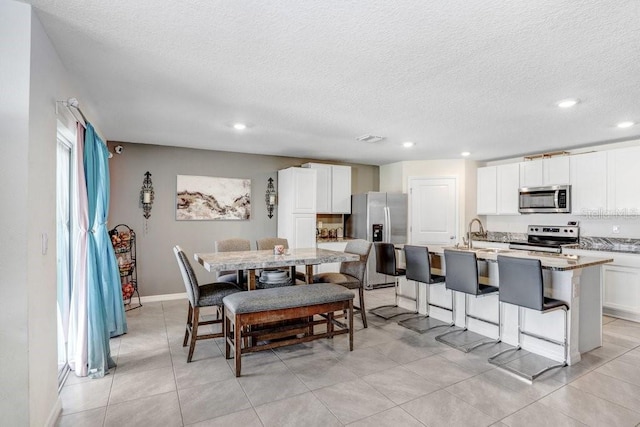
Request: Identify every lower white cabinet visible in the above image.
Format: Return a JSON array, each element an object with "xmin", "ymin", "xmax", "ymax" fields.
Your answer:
[
  {"xmin": 603, "ymin": 264, "xmax": 640, "ymax": 321},
  {"xmin": 283, "ymin": 214, "xmax": 316, "ymax": 249},
  {"xmin": 565, "ymin": 248, "xmax": 640, "ymax": 322},
  {"xmin": 316, "ymin": 241, "xmax": 348, "ymax": 274}
]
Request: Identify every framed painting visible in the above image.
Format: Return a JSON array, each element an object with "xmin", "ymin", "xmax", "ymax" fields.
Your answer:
[{"xmin": 176, "ymin": 175, "xmax": 251, "ymax": 220}]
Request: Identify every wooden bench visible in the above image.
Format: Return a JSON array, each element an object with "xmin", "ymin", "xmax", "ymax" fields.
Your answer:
[{"xmin": 223, "ymin": 283, "xmax": 354, "ymax": 376}]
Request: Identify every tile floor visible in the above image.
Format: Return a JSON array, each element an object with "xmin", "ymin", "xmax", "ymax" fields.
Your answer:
[{"xmin": 57, "ymin": 288, "xmax": 640, "ymax": 427}]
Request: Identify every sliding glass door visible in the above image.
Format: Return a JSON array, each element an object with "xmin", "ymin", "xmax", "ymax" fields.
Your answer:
[{"xmin": 56, "ymin": 124, "xmax": 74, "ymax": 388}]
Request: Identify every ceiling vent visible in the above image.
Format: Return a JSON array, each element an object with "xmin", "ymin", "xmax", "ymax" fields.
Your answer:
[{"xmin": 356, "ymin": 134, "xmax": 385, "ymax": 143}]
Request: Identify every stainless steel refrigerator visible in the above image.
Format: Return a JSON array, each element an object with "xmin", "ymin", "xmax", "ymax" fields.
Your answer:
[{"xmin": 346, "ymin": 192, "xmax": 408, "ymax": 289}]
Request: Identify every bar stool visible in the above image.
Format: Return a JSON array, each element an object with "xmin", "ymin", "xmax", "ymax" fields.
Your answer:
[
  {"xmin": 398, "ymin": 245, "xmax": 450, "ymax": 333},
  {"xmin": 435, "ymin": 249, "xmax": 500, "ymax": 352},
  {"xmin": 488, "ymin": 255, "xmax": 568, "ymax": 381},
  {"xmin": 369, "ymin": 242, "xmax": 412, "ymax": 319}
]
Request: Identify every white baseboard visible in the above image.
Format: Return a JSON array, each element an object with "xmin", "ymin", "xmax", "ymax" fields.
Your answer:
[
  {"xmin": 139, "ymin": 292, "xmax": 187, "ymax": 303},
  {"xmin": 46, "ymin": 397, "xmax": 62, "ymax": 427}
]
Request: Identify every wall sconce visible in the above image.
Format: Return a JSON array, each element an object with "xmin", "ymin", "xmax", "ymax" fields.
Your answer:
[
  {"xmin": 265, "ymin": 177, "xmax": 276, "ymax": 218},
  {"xmin": 140, "ymin": 171, "xmax": 154, "ymax": 220}
]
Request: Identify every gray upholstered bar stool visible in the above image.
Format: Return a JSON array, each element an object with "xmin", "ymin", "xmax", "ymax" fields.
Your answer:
[
  {"xmin": 370, "ymin": 242, "xmax": 412, "ymax": 319},
  {"xmin": 398, "ymin": 245, "xmax": 449, "ymax": 333},
  {"xmin": 435, "ymin": 249, "xmax": 501, "ymax": 352},
  {"xmin": 488, "ymin": 255, "xmax": 568, "ymax": 381}
]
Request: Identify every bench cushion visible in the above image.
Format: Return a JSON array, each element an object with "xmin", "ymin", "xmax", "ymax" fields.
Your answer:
[{"xmin": 223, "ymin": 283, "xmax": 354, "ymax": 315}]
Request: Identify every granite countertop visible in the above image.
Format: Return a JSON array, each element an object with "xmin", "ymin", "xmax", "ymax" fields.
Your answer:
[
  {"xmin": 428, "ymin": 245, "xmax": 613, "ymax": 271},
  {"xmin": 316, "ymin": 237, "xmax": 356, "ymax": 243},
  {"xmin": 472, "ymin": 232, "xmax": 640, "ymax": 255}
]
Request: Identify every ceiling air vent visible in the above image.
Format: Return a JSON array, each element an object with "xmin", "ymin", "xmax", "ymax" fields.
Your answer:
[{"xmin": 356, "ymin": 134, "xmax": 385, "ymax": 143}]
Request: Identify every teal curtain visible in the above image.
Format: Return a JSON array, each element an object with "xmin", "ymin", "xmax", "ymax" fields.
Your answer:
[{"xmin": 84, "ymin": 123, "xmax": 127, "ymax": 378}]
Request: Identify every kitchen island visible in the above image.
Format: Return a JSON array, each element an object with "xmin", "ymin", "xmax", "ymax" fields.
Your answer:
[{"xmin": 402, "ymin": 246, "xmax": 613, "ymax": 365}]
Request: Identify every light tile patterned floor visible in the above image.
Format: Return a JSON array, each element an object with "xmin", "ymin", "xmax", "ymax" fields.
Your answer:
[{"xmin": 57, "ymin": 288, "xmax": 640, "ymax": 427}]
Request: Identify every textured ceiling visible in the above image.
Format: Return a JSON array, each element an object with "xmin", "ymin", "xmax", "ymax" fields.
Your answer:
[{"xmin": 25, "ymin": 0, "xmax": 640, "ymax": 165}]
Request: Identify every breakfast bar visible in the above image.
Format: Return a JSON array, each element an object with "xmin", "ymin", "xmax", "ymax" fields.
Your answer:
[{"xmin": 416, "ymin": 247, "xmax": 613, "ymax": 365}]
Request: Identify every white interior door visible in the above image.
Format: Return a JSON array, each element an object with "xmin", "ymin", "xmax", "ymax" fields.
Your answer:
[{"xmin": 409, "ymin": 177, "xmax": 458, "ymax": 245}]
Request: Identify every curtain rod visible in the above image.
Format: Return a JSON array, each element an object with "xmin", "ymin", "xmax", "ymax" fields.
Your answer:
[
  {"xmin": 56, "ymin": 98, "xmax": 88, "ymax": 130},
  {"xmin": 56, "ymin": 98, "xmax": 113, "ymax": 157}
]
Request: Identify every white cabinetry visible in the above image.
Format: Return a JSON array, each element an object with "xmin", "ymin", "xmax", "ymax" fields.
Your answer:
[
  {"xmin": 519, "ymin": 157, "xmax": 570, "ymax": 187},
  {"xmin": 302, "ymin": 163, "xmax": 352, "ymax": 213},
  {"xmin": 477, "ymin": 166, "xmax": 497, "ymax": 214},
  {"xmin": 477, "ymin": 164, "xmax": 519, "ymax": 215},
  {"xmin": 607, "ymin": 146, "xmax": 640, "ymax": 213},
  {"xmin": 570, "ymin": 151, "xmax": 607, "ymax": 215},
  {"xmin": 564, "ymin": 248, "xmax": 640, "ymax": 322},
  {"xmin": 278, "ymin": 167, "xmax": 317, "ymax": 249},
  {"xmin": 497, "ymin": 163, "xmax": 520, "ymax": 214},
  {"xmin": 603, "ymin": 264, "xmax": 640, "ymax": 321}
]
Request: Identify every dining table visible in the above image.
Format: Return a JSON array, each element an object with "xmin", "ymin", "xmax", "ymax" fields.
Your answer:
[{"xmin": 194, "ymin": 247, "xmax": 359, "ymax": 290}]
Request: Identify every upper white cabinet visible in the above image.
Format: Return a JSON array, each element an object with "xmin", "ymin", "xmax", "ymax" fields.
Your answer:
[
  {"xmin": 278, "ymin": 167, "xmax": 317, "ymax": 249},
  {"xmin": 302, "ymin": 163, "xmax": 351, "ymax": 213},
  {"xmin": 519, "ymin": 157, "xmax": 570, "ymax": 187},
  {"xmin": 607, "ymin": 146, "xmax": 640, "ymax": 213},
  {"xmin": 477, "ymin": 164, "xmax": 519, "ymax": 215},
  {"xmin": 477, "ymin": 166, "xmax": 497, "ymax": 214},
  {"xmin": 570, "ymin": 151, "xmax": 607, "ymax": 215},
  {"xmin": 278, "ymin": 167, "xmax": 317, "ymax": 214}
]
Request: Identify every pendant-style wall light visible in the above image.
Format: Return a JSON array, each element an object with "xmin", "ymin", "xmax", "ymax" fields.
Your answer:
[
  {"xmin": 265, "ymin": 177, "xmax": 277, "ymax": 219},
  {"xmin": 140, "ymin": 171, "xmax": 154, "ymax": 220}
]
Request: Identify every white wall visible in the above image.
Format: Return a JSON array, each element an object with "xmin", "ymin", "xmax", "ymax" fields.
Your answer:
[
  {"xmin": 1, "ymin": 2, "xmax": 95, "ymax": 425},
  {"xmin": 0, "ymin": 3, "xmax": 32, "ymax": 425},
  {"xmin": 380, "ymin": 159, "xmax": 478, "ymax": 243}
]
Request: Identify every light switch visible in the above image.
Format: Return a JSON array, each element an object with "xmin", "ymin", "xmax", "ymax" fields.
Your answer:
[{"xmin": 42, "ymin": 232, "xmax": 48, "ymax": 255}]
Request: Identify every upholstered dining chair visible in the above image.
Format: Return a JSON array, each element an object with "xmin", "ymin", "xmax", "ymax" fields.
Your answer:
[
  {"xmin": 256, "ymin": 237, "xmax": 289, "ymax": 251},
  {"xmin": 214, "ymin": 238, "xmax": 251, "ymax": 286},
  {"xmin": 173, "ymin": 245, "xmax": 244, "ymax": 362},
  {"xmin": 256, "ymin": 237, "xmax": 306, "ymax": 284},
  {"xmin": 312, "ymin": 239, "xmax": 373, "ymax": 327}
]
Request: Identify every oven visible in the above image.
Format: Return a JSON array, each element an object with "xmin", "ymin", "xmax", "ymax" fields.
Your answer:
[
  {"xmin": 508, "ymin": 225, "xmax": 579, "ymax": 253},
  {"xmin": 519, "ymin": 185, "xmax": 571, "ymax": 214}
]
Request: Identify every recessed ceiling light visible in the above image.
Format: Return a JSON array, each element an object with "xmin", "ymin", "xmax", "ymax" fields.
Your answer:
[
  {"xmin": 232, "ymin": 122, "xmax": 247, "ymax": 130},
  {"xmin": 617, "ymin": 121, "xmax": 635, "ymax": 129},
  {"xmin": 461, "ymin": 151, "xmax": 471, "ymax": 157},
  {"xmin": 557, "ymin": 99, "xmax": 580, "ymax": 108},
  {"xmin": 402, "ymin": 141, "xmax": 415, "ymax": 148}
]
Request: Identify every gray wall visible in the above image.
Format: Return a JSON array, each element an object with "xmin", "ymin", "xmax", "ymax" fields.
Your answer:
[{"xmin": 107, "ymin": 142, "xmax": 379, "ymax": 296}]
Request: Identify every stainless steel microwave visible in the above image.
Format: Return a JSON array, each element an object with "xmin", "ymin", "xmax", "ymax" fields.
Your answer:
[{"xmin": 518, "ymin": 185, "xmax": 571, "ymax": 214}]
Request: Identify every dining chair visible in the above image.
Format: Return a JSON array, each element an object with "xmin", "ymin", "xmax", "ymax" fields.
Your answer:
[
  {"xmin": 173, "ymin": 245, "xmax": 244, "ymax": 362},
  {"xmin": 312, "ymin": 239, "xmax": 373, "ymax": 327},
  {"xmin": 214, "ymin": 238, "xmax": 251, "ymax": 286},
  {"xmin": 256, "ymin": 237, "xmax": 306, "ymax": 285},
  {"xmin": 256, "ymin": 237, "xmax": 289, "ymax": 251}
]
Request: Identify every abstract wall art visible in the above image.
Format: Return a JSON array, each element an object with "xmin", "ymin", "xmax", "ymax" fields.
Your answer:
[{"xmin": 176, "ymin": 175, "xmax": 251, "ymax": 220}]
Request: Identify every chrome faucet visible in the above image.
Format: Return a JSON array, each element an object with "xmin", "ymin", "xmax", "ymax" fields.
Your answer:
[{"xmin": 467, "ymin": 217, "xmax": 486, "ymax": 249}]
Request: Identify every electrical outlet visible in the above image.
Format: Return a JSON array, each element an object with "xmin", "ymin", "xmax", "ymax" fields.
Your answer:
[{"xmin": 612, "ymin": 225, "xmax": 620, "ymax": 234}]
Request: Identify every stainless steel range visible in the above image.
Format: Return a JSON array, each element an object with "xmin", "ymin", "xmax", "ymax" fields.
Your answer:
[{"xmin": 509, "ymin": 225, "xmax": 579, "ymax": 253}]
